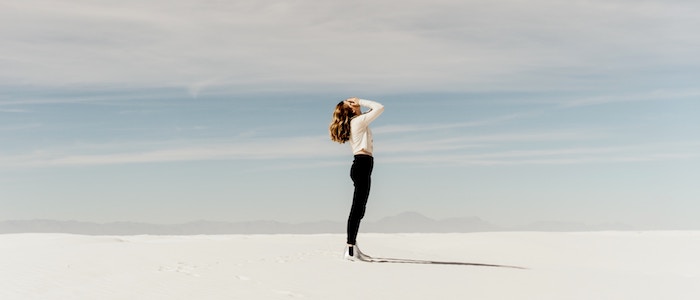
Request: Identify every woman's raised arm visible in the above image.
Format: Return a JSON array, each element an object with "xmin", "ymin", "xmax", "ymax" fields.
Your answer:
[{"xmin": 356, "ymin": 99, "xmax": 384, "ymax": 124}]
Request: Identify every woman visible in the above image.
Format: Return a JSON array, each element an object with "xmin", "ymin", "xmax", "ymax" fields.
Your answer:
[{"xmin": 329, "ymin": 97, "xmax": 384, "ymax": 261}]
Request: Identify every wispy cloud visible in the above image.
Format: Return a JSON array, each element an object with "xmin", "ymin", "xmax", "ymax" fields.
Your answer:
[
  {"xmin": 6, "ymin": 128, "xmax": 680, "ymax": 169},
  {"xmin": 380, "ymin": 130, "xmax": 606, "ymax": 154},
  {"xmin": 0, "ymin": 129, "xmax": 588, "ymax": 168},
  {"xmin": 1, "ymin": 0, "xmax": 696, "ymax": 92},
  {"xmin": 383, "ymin": 143, "xmax": 700, "ymax": 166},
  {"xmin": 559, "ymin": 89, "xmax": 700, "ymax": 108},
  {"xmin": 0, "ymin": 135, "xmax": 345, "ymax": 168},
  {"xmin": 0, "ymin": 123, "xmax": 42, "ymax": 131},
  {"xmin": 187, "ymin": 78, "xmax": 225, "ymax": 99},
  {"xmin": 374, "ymin": 111, "xmax": 541, "ymax": 134},
  {"xmin": 0, "ymin": 108, "xmax": 30, "ymax": 113},
  {"xmin": 0, "ymin": 89, "xmax": 184, "ymax": 106}
]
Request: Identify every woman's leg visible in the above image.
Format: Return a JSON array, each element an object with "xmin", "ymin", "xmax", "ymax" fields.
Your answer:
[{"xmin": 347, "ymin": 155, "xmax": 374, "ymax": 245}]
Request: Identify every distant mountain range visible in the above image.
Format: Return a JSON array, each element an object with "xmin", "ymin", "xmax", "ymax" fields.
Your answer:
[{"xmin": 0, "ymin": 212, "xmax": 638, "ymax": 235}]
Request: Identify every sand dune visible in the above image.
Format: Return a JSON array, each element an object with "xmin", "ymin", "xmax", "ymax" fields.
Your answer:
[{"xmin": 1, "ymin": 232, "xmax": 699, "ymax": 299}]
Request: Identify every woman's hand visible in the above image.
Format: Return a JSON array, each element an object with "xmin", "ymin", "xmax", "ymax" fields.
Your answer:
[{"xmin": 345, "ymin": 97, "xmax": 360, "ymax": 107}]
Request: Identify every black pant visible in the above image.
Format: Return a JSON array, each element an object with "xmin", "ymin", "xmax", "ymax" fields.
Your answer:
[{"xmin": 347, "ymin": 154, "xmax": 374, "ymax": 245}]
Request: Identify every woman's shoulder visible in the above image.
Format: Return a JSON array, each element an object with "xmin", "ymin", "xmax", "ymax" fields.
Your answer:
[{"xmin": 350, "ymin": 114, "xmax": 368, "ymax": 126}]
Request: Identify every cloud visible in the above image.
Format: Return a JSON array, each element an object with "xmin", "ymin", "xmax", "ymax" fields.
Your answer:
[
  {"xmin": 0, "ymin": 129, "xmax": 601, "ymax": 168},
  {"xmin": 1, "ymin": 0, "xmax": 697, "ymax": 93},
  {"xmin": 559, "ymin": 89, "xmax": 700, "ymax": 107},
  {"xmin": 379, "ymin": 129, "xmax": 608, "ymax": 154},
  {"xmin": 2, "ymin": 129, "xmax": 697, "ymax": 169},
  {"xmin": 0, "ymin": 135, "xmax": 345, "ymax": 168},
  {"xmin": 0, "ymin": 123, "xmax": 41, "ymax": 131},
  {"xmin": 186, "ymin": 78, "xmax": 228, "ymax": 98},
  {"xmin": 374, "ymin": 111, "xmax": 541, "ymax": 134},
  {"xmin": 0, "ymin": 109, "xmax": 29, "ymax": 113},
  {"xmin": 382, "ymin": 143, "xmax": 700, "ymax": 166}
]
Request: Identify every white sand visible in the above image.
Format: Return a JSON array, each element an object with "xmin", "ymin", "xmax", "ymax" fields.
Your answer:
[{"xmin": 1, "ymin": 232, "xmax": 699, "ymax": 299}]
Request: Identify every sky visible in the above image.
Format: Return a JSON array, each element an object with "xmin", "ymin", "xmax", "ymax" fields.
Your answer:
[{"xmin": 1, "ymin": 0, "xmax": 699, "ymax": 228}]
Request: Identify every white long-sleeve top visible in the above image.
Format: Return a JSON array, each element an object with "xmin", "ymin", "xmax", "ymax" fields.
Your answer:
[{"xmin": 350, "ymin": 99, "xmax": 384, "ymax": 155}]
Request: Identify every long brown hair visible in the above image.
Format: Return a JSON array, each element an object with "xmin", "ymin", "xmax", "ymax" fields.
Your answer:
[{"xmin": 329, "ymin": 101, "xmax": 356, "ymax": 143}]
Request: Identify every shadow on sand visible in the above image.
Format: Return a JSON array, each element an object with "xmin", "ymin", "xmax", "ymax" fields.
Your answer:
[{"xmin": 363, "ymin": 256, "xmax": 527, "ymax": 269}]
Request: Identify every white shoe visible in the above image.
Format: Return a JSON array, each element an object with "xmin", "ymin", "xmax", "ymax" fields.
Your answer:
[
  {"xmin": 343, "ymin": 245, "xmax": 358, "ymax": 261},
  {"xmin": 344, "ymin": 244, "xmax": 372, "ymax": 261}
]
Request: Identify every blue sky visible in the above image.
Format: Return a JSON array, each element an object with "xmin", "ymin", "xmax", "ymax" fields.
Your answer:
[{"xmin": 1, "ymin": 0, "xmax": 699, "ymax": 227}]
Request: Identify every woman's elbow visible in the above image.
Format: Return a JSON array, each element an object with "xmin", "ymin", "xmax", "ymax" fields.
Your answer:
[{"xmin": 375, "ymin": 104, "xmax": 385, "ymax": 113}]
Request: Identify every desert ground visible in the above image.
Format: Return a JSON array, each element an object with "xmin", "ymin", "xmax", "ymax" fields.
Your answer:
[{"xmin": 1, "ymin": 231, "xmax": 699, "ymax": 299}]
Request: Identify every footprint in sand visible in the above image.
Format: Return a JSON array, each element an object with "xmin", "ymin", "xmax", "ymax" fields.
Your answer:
[
  {"xmin": 276, "ymin": 290, "xmax": 305, "ymax": 298},
  {"xmin": 158, "ymin": 262, "xmax": 201, "ymax": 277}
]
